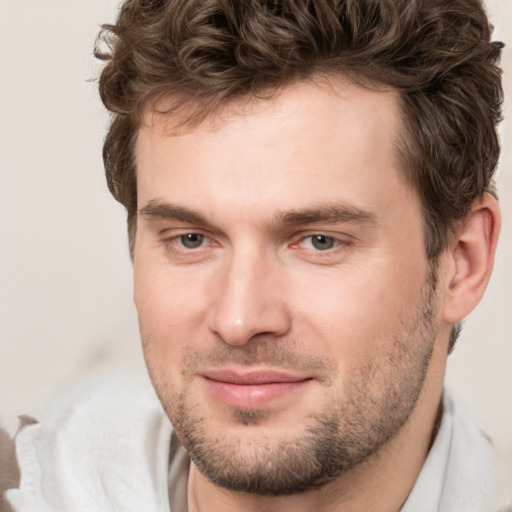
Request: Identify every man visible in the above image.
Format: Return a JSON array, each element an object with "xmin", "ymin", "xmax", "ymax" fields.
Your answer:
[{"xmin": 2, "ymin": 0, "xmax": 511, "ymax": 511}]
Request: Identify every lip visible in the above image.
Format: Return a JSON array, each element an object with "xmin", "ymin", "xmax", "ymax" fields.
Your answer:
[{"xmin": 201, "ymin": 368, "xmax": 312, "ymax": 409}]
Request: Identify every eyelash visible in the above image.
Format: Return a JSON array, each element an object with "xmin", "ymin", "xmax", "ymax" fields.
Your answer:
[
  {"xmin": 296, "ymin": 234, "xmax": 347, "ymax": 252},
  {"xmin": 164, "ymin": 232, "xmax": 214, "ymax": 250},
  {"xmin": 164, "ymin": 232, "xmax": 349, "ymax": 253}
]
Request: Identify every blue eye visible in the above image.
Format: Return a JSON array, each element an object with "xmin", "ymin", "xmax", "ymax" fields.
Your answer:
[
  {"xmin": 303, "ymin": 235, "xmax": 337, "ymax": 251},
  {"xmin": 180, "ymin": 233, "xmax": 205, "ymax": 249}
]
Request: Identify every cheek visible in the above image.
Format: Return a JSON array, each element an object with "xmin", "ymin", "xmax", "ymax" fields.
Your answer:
[
  {"xmin": 133, "ymin": 263, "xmax": 208, "ymax": 360},
  {"xmin": 288, "ymin": 262, "xmax": 424, "ymax": 364}
]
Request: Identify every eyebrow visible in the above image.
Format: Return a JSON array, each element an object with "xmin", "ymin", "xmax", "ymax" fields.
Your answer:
[
  {"xmin": 139, "ymin": 200, "xmax": 210, "ymax": 226},
  {"xmin": 138, "ymin": 199, "xmax": 378, "ymax": 229},
  {"xmin": 274, "ymin": 205, "xmax": 378, "ymax": 227}
]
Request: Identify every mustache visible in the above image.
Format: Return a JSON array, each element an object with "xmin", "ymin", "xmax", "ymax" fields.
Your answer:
[{"xmin": 181, "ymin": 342, "xmax": 336, "ymax": 385}]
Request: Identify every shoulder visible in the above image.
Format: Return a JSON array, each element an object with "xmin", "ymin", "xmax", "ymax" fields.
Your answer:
[
  {"xmin": 5, "ymin": 375, "xmax": 173, "ymax": 512},
  {"xmin": 403, "ymin": 390, "xmax": 511, "ymax": 512},
  {"xmin": 441, "ymin": 392, "xmax": 511, "ymax": 511}
]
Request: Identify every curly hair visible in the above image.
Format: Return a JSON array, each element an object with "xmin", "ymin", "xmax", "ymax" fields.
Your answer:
[{"xmin": 95, "ymin": 0, "xmax": 503, "ymax": 348}]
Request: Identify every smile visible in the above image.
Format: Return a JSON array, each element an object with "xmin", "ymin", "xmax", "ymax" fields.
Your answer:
[{"xmin": 201, "ymin": 368, "xmax": 313, "ymax": 409}]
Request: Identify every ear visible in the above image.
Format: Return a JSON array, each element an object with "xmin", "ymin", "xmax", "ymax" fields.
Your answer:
[{"xmin": 442, "ymin": 193, "xmax": 501, "ymax": 324}]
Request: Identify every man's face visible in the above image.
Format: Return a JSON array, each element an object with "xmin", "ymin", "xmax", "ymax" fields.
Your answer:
[{"xmin": 133, "ymin": 80, "xmax": 443, "ymax": 494}]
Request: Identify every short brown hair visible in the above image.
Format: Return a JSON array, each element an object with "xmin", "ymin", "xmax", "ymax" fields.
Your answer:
[
  {"xmin": 96, "ymin": 0, "xmax": 503, "ymax": 299},
  {"xmin": 96, "ymin": 0, "xmax": 503, "ymax": 261}
]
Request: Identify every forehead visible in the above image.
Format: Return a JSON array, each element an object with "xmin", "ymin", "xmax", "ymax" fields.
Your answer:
[
  {"xmin": 141, "ymin": 77, "xmax": 401, "ymax": 141},
  {"xmin": 135, "ymin": 79, "xmax": 411, "ymax": 220}
]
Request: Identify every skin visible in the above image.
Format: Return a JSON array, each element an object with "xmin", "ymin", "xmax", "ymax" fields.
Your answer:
[{"xmin": 133, "ymin": 79, "xmax": 500, "ymax": 512}]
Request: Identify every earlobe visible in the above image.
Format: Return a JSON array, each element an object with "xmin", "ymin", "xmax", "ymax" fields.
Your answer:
[{"xmin": 442, "ymin": 193, "xmax": 501, "ymax": 324}]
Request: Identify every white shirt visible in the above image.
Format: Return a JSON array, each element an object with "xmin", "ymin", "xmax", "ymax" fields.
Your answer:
[{"xmin": 5, "ymin": 377, "xmax": 511, "ymax": 511}]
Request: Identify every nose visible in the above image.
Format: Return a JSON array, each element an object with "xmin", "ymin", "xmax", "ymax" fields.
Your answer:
[{"xmin": 207, "ymin": 250, "xmax": 292, "ymax": 346}]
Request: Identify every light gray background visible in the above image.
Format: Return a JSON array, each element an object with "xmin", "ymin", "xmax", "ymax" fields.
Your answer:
[{"xmin": 1, "ymin": 0, "xmax": 511, "ymax": 468}]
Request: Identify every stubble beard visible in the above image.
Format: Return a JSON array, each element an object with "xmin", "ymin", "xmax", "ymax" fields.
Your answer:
[{"xmin": 143, "ymin": 267, "xmax": 439, "ymax": 496}]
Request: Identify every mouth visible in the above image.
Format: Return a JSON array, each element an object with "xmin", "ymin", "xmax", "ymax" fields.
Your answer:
[{"xmin": 201, "ymin": 368, "xmax": 313, "ymax": 410}]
